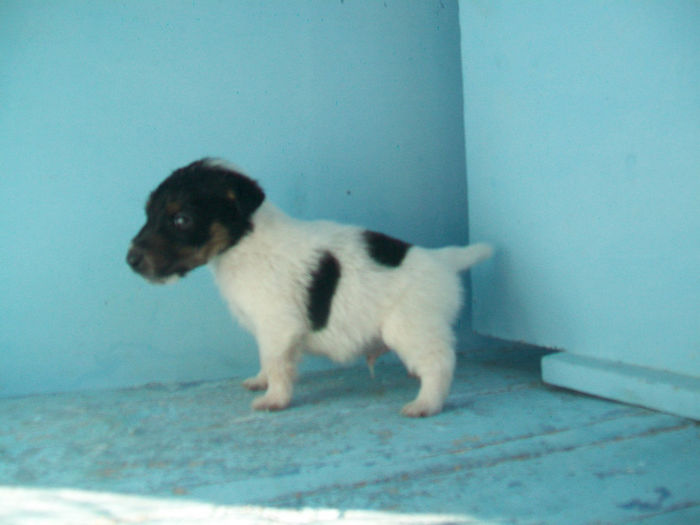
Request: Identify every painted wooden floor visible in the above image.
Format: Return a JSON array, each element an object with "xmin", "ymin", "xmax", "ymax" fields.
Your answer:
[{"xmin": 1, "ymin": 344, "xmax": 698, "ymax": 524}]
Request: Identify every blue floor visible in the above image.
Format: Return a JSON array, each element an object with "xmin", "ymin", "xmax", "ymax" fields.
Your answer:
[{"xmin": 1, "ymin": 345, "xmax": 698, "ymax": 524}]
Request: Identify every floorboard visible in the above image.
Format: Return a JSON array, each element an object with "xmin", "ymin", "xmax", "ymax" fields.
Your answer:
[{"xmin": 1, "ymin": 345, "xmax": 697, "ymax": 524}]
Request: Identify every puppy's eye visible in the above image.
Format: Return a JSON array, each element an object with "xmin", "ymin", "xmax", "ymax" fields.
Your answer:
[{"xmin": 172, "ymin": 212, "xmax": 194, "ymax": 230}]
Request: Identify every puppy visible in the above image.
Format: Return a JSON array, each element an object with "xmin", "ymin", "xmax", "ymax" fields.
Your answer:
[{"xmin": 127, "ymin": 159, "xmax": 492, "ymax": 417}]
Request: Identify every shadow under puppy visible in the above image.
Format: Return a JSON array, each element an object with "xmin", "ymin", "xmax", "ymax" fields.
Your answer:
[{"xmin": 127, "ymin": 159, "xmax": 493, "ymax": 417}]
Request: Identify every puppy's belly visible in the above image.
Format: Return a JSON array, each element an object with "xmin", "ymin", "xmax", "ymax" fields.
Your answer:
[{"xmin": 302, "ymin": 328, "xmax": 378, "ymax": 364}]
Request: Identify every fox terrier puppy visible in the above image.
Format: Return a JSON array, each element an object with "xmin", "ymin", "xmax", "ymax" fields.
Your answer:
[{"xmin": 127, "ymin": 159, "xmax": 492, "ymax": 417}]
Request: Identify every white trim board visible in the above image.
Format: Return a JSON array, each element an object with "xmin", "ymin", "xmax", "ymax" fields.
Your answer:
[{"xmin": 542, "ymin": 353, "xmax": 700, "ymax": 421}]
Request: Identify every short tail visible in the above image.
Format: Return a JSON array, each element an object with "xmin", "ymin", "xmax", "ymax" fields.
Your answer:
[{"xmin": 434, "ymin": 243, "xmax": 494, "ymax": 272}]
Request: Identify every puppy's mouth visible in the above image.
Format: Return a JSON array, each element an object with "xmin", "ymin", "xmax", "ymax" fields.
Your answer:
[
  {"xmin": 147, "ymin": 273, "xmax": 182, "ymax": 285},
  {"xmin": 126, "ymin": 245, "xmax": 192, "ymax": 285}
]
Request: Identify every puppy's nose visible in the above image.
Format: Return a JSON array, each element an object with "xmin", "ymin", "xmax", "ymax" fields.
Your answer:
[{"xmin": 126, "ymin": 247, "xmax": 144, "ymax": 270}]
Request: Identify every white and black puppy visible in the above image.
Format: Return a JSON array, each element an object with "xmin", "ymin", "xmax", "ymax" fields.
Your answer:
[{"xmin": 127, "ymin": 159, "xmax": 492, "ymax": 417}]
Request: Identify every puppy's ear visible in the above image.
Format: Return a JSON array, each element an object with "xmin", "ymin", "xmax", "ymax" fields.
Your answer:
[{"xmin": 227, "ymin": 173, "xmax": 265, "ymax": 218}]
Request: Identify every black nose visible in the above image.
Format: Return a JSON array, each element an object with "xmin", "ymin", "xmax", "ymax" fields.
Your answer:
[{"xmin": 126, "ymin": 247, "xmax": 144, "ymax": 270}]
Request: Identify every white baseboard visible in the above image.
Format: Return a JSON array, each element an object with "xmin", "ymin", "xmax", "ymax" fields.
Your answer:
[{"xmin": 541, "ymin": 352, "xmax": 700, "ymax": 420}]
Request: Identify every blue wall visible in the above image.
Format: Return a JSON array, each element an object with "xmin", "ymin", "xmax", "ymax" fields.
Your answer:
[
  {"xmin": 461, "ymin": 1, "xmax": 700, "ymax": 377},
  {"xmin": 0, "ymin": 1, "xmax": 468, "ymax": 398}
]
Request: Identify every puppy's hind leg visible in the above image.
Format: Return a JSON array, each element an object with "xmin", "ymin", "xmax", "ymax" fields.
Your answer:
[
  {"xmin": 250, "ymin": 331, "xmax": 301, "ymax": 412},
  {"xmin": 382, "ymin": 316, "xmax": 456, "ymax": 417}
]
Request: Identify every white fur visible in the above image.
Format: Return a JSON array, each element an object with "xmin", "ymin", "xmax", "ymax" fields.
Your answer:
[{"xmin": 210, "ymin": 201, "xmax": 492, "ymax": 417}]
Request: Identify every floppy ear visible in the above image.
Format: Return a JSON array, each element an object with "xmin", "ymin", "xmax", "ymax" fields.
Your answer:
[
  {"xmin": 227, "ymin": 172, "xmax": 265, "ymax": 218},
  {"xmin": 181, "ymin": 158, "xmax": 265, "ymax": 219}
]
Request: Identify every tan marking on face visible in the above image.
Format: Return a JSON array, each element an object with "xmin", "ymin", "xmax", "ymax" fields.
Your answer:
[
  {"xmin": 201, "ymin": 222, "xmax": 232, "ymax": 259},
  {"xmin": 173, "ymin": 222, "xmax": 232, "ymax": 269},
  {"xmin": 226, "ymin": 189, "xmax": 236, "ymax": 201},
  {"xmin": 166, "ymin": 201, "xmax": 182, "ymax": 215}
]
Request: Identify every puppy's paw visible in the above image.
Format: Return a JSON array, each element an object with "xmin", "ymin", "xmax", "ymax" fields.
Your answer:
[
  {"xmin": 243, "ymin": 375, "xmax": 268, "ymax": 391},
  {"xmin": 401, "ymin": 400, "xmax": 442, "ymax": 418},
  {"xmin": 252, "ymin": 393, "xmax": 291, "ymax": 412}
]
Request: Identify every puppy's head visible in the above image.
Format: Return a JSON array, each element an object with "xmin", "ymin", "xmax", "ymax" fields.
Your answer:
[{"xmin": 126, "ymin": 159, "xmax": 264, "ymax": 284}]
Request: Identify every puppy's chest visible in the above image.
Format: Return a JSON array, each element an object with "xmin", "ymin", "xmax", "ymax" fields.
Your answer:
[{"xmin": 212, "ymin": 249, "xmax": 310, "ymax": 326}]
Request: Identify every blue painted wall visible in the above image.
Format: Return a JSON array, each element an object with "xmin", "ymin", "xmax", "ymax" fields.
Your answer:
[
  {"xmin": 0, "ymin": 0, "xmax": 468, "ymax": 398},
  {"xmin": 461, "ymin": 1, "xmax": 700, "ymax": 376}
]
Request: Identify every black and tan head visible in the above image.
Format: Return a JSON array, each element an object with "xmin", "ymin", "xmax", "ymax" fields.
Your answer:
[{"xmin": 126, "ymin": 158, "xmax": 265, "ymax": 284}]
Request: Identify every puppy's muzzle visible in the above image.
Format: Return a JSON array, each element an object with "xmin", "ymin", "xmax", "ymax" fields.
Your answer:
[
  {"xmin": 126, "ymin": 242, "xmax": 183, "ymax": 284},
  {"xmin": 126, "ymin": 246, "xmax": 146, "ymax": 273},
  {"xmin": 126, "ymin": 246, "xmax": 152, "ymax": 274}
]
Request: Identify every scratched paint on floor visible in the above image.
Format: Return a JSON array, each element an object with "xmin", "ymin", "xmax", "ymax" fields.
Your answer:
[{"xmin": 0, "ymin": 345, "xmax": 698, "ymax": 524}]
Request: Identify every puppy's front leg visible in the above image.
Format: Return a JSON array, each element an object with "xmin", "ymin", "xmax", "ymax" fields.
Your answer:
[
  {"xmin": 250, "ymin": 332, "xmax": 300, "ymax": 412},
  {"xmin": 242, "ymin": 371, "xmax": 267, "ymax": 391}
]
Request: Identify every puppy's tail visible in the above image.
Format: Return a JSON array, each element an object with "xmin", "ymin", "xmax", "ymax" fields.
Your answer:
[{"xmin": 435, "ymin": 243, "xmax": 494, "ymax": 272}]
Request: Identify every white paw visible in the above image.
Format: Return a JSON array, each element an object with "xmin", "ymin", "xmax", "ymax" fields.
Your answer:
[
  {"xmin": 242, "ymin": 375, "xmax": 267, "ymax": 391},
  {"xmin": 401, "ymin": 399, "xmax": 442, "ymax": 418},
  {"xmin": 252, "ymin": 393, "xmax": 290, "ymax": 412}
]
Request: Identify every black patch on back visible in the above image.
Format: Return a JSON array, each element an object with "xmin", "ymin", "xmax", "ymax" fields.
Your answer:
[
  {"xmin": 363, "ymin": 230, "xmax": 411, "ymax": 267},
  {"xmin": 307, "ymin": 251, "xmax": 341, "ymax": 331}
]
